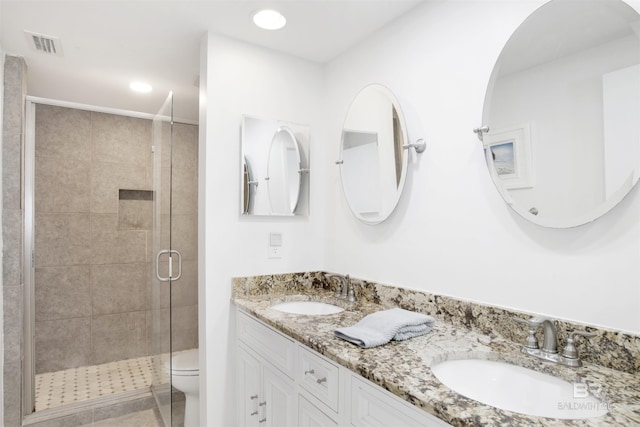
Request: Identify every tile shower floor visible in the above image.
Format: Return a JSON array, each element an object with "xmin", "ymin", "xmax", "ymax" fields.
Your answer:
[{"xmin": 35, "ymin": 356, "xmax": 159, "ymax": 411}]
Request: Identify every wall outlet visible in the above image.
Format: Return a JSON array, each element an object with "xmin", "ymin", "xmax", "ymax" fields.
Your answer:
[{"xmin": 268, "ymin": 246, "xmax": 282, "ymax": 259}]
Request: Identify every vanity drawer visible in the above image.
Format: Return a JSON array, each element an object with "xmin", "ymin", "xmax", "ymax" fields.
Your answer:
[
  {"xmin": 350, "ymin": 376, "xmax": 450, "ymax": 427},
  {"xmin": 236, "ymin": 310, "xmax": 296, "ymax": 378},
  {"xmin": 297, "ymin": 346, "xmax": 340, "ymax": 412}
]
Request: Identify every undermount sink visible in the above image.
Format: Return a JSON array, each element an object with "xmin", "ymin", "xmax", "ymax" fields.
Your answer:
[
  {"xmin": 270, "ymin": 300, "xmax": 344, "ymax": 315},
  {"xmin": 431, "ymin": 359, "xmax": 608, "ymax": 420}
]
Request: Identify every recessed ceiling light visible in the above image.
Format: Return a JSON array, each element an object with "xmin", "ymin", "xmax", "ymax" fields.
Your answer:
[
  {"xmin": 252, "ymin": 9, "xmax": 286, "ymax": 30},
  {"xmin": 129, "ymin": 82, "xmax": 152, "ymax": 93}
]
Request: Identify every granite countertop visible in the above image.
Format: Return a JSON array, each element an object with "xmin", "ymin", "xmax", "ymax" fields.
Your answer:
[{"xmin": 232, "ymin": 289, "xmax": 640, "ymax": 427}]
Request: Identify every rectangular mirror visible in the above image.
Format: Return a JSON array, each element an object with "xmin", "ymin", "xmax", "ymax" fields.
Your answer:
[{"xmin": 241, "ymin": 115, "xmax": 310, "ymax": 216}]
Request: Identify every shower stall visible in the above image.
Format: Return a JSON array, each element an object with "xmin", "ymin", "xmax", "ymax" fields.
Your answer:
[{"xmin": 21, "ymin": 93, "xmax": 198, "ymax": 426}]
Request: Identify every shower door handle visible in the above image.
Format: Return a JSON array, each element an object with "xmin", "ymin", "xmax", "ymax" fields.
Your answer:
[{"xmin": 155, "ymin": 249, "xmax": 183, "ymax": 282}]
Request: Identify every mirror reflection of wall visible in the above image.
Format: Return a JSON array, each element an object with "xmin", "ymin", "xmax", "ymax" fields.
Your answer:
[
  {"xmin": 267, "ymin": 127, "xmax": 303, "ymax": 214},
  {"xmin": 482, "ymin": 0, "xmax": 640, "ymax": 228},
  {"xmin": 342, "ymin": 130, "xmax": 381, "ymax": 216},
  {"xmin": 339, "ymin": 84, "xmax": 408, "ymax": 224},
  {"xmin": 241, "ymin": 116, "xmax": 310, "ymax": 216}
]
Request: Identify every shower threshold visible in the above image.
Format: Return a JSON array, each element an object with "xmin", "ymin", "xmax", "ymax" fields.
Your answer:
[{"xmin": 24, "ymin": 388, "xmax": 155, "ymax": 426}]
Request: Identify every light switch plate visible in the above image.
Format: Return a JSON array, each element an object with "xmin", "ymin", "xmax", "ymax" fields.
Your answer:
[{"xmin": 269, "ymin": 232, "xmax": 283, "ymax": 259}]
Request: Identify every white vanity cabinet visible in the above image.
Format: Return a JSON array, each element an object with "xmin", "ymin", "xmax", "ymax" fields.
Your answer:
[
  {"xmin": 236, "ymin": 311, "xmax": 297, "ymax": 427},
  {"xmin": 235, "ymin": 309, "xmax": 451, "ymax": 427}
]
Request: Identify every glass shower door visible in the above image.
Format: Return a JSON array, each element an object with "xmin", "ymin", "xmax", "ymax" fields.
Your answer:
[{"xmin": 151, "ymin": 92, "xmax": 176, "ymax": 425}]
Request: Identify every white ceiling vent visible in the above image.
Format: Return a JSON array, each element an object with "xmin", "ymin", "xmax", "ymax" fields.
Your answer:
[{"xmin": 24, "ymin": 30, "xmax": 64, "ymax": 56}]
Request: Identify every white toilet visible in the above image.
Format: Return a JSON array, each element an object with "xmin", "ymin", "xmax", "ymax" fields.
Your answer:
[{"xmin": 170, "ymin": 348, "xmax": 200, "ymax": 427}]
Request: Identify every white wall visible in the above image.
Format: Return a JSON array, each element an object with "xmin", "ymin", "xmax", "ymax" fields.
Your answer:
[
  {"xmin": 323, "ymin": 0, "xmax": 640, "ymax": 335},
  {"xmin": 199, "ymin": 33, "xmax": 324, "ymax": 427}
]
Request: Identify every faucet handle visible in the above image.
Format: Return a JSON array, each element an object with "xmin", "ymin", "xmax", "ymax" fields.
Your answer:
[
  {"xmin": 561, "ymin": 330, "xmax": 596, "ymax": 360},
  {"xmin": 512, "ymin": 316, "xmax": 534, "ymax": 325},
  {"xmin": 347, "ymin": 286, "xmax": 356, "ymax": 302},
  {"xmin": 512, "ymin": 317, "xmax": 540, "ymax": 349}
]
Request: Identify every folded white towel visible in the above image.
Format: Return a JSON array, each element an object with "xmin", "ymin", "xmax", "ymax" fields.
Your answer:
[
  {"xmin": 394, "ymin": 323, "xmax": 432, "ymax": 341},
  {"xmin": 334, "ymin": 308, "xmax": 435, "ymax": 348}
]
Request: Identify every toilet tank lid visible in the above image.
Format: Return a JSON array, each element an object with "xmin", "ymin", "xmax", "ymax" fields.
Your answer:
[{"xmin": 172, "ymin": 348, "xmax": 199, "ymax": 371}]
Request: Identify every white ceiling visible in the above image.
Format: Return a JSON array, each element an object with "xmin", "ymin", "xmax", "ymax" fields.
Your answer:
[{"xmin": 1, "ymin": 0, "xmax": 423, "ymax": 122}]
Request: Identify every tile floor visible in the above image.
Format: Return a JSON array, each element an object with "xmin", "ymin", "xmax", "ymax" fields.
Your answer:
[{"xmin": 35, "ymin": 356, "xmax": 160, "ymax": 411}]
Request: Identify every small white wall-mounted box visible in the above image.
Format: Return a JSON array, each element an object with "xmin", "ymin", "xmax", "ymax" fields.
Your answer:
[{"xmin": 269, "ymin": 232, "xmax": 283, "ymax": 259}]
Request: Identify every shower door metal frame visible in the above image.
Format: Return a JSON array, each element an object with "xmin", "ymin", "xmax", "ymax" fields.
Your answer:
[
  {"xmin": 150, "ymin": 91, "xmax": 175, "ymax": 427},
  {"xmin": 23, "ymin": 98, "xmax": 37, "ymax": 418}
]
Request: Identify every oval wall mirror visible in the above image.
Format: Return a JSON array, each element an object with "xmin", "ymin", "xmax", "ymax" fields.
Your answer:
[
  {"xmin": 267, "ymin": 126, "xmax": 303, "ymax": 215},
  {"xmin": 481, "ymin": 0, "xmax": 640, "ymax": 228},
  {"xmin": 339, "ymin": 84, "xmax": 409, "ymax": 224}
]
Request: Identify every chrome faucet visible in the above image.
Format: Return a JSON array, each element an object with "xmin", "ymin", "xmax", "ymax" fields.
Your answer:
[
  {"xmin": 514, "ymin": 316, "xmax": 595, "ymax": 367},
  {"xmin": 326, "ymin": 273, "xmax": 356, "ymax": 302}
]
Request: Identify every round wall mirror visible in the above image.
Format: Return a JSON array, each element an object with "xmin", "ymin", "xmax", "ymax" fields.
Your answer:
[
  {"xmin": 481, "ymin": 0, "xmax": 640, "ymax": 228},
  {"xmin": 267, "ymin": 126, "xmax": 302, "ymax": 215},
  {"xmin": 339, "ymin": 84, "xmax": 408, "ymax": 224}
]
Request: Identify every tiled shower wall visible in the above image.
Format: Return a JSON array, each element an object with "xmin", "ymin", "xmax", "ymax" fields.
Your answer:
[{"xmin": 34, "ymin": 104, "xmax": 198, "ymax": 374}]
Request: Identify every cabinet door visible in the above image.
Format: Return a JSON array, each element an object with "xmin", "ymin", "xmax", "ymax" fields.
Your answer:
[
  {"xmin": 237, "ymin": 346, "xmax": 263, "ymax": 427},
  {"xmin": 263, "ymin": 362, "xmax": 297, "ymax": 427}
]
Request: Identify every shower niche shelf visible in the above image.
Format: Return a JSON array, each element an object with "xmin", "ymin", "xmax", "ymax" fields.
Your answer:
[{"xmin": 118, "ymin": 189, "xmax": 153, "ymax": 230}]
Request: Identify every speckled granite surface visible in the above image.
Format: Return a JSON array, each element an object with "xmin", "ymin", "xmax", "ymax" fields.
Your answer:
[{"xmin": 232, "ymin": 272, "xmax": 640, "ymax": 427}]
